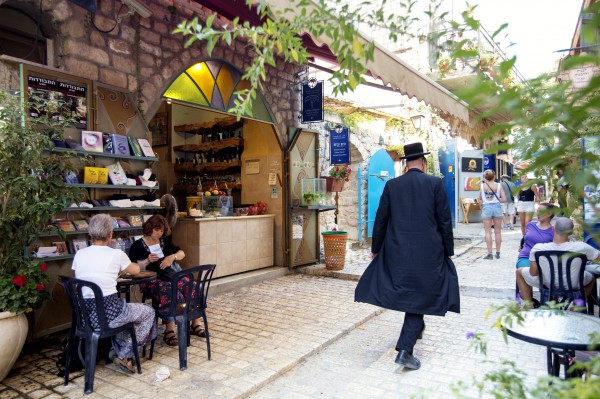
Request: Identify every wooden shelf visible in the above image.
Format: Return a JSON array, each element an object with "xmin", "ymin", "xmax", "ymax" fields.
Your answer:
[
  {"xmin": 35, "ymin": 254, "xmax": 75, "ymax": 262},
  {"xmin": 174, "ymin": 160, "xmax": 241, "ymax": 174},
  {"xmin": 173, "ymin": 137, "xmax": 244, "ymax": 153},
  {"xmin": 175, "ymin": 116, "xmax": 243, "ymax": 134},
  {"xmin": 53, "ymin": 147, "xmax": 158, "ymax": 162},
  {"xmin": 64, "ymin": 206, "xmax": 162, "ymax": 212},
  {"xmin": 39, "ymin": 226, "xmax": 143, "ymax": 237},
  {"xmin": 67, "ymin": 183, "xmax": 158, "ymax": 190}
]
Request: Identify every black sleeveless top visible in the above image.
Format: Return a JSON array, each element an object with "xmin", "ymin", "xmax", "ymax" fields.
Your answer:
[{"xmin": 518, "ymin": 187, "xmax": 535, "ymax": 201}]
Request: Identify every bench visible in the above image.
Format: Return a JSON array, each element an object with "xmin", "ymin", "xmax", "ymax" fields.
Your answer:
[{"xmin": 460, "ymin": 197, "xmax": 481, "ymax": 224}]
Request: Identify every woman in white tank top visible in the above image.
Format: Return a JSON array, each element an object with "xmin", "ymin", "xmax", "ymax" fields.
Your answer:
[{"xmin": 480, "ymin": 170, "xmax": 506, "ymax": 260}]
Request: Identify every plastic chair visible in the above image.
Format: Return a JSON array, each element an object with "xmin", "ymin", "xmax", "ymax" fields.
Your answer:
[
  {"xmin": 154, "ymin": 264, "xmax": 216, "ymax": 370},
  {"xmin": 60, "ymin": 276, "xmax": 142, "ymax": 395},
  {"xmin": 534, "ymin": 250, "xmax": 588, "ymax": 308}
]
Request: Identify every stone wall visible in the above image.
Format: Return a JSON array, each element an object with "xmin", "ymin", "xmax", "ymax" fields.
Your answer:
[{"xmin": 0, "ymin": 0, "xmax": 302, "ymax": 143}]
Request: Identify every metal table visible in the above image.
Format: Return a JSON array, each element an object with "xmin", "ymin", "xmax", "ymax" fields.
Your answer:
[
  {"xmin": 504, "ymin": 310, "xmax": 600, "ymax": 377},
  {"xmin": 116, "ymin": 272, "xmax": 157, "ymax": 302}
]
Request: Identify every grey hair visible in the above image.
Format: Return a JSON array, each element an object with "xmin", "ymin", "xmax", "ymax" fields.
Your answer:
[
  {"xmin": 554, "ymin": 217, "xmax": 574, "ymax": 237},
  {"xmin": 88, "ymin": 214, "xmax": 114, "ymax": 241}
]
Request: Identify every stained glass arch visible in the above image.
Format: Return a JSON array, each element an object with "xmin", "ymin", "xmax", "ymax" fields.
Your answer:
[{"xmin": 162, "ymin": 60, "xmax": 273, "ymax": 123}]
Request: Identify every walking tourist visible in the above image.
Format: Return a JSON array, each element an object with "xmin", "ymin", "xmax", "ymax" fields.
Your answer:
[
  {"xmin": 72, "ymin": 214, "xmax": 157, "ymax": 374},
  {"xmin": 480, "ymin": 169, "xmax": 506, "ymax": 259},
  {"xmin": 516, "ymin": 174, "xmax": 539, "ymax": 235},
  {"xmin": 516, "ymin": 217, "xmax": 600, "ymax": 302},
  {"xmin": 355, "ymin": 142, "xmax": 460, "ymax": 371},
  {"xmin": 500, "ymin": 174, "xmax": 516, "ymax": 230}
]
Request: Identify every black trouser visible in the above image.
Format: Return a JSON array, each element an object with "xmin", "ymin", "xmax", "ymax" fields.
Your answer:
[{"xmin": 395, "ymin": 312, "xmax": 424, "ymax": 354}]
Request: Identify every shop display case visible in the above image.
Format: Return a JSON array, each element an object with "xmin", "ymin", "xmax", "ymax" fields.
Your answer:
[
  {"xmin": 301, "ymin": 178, "xmax": 326, "ymax": 206},
  {"xmin": 202, "ymin": 195, "xmax": 233, "ymax": 216}
]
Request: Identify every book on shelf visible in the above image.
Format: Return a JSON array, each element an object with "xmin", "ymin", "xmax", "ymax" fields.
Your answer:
[
  {"xmin": 72, "ymin": 219, "xmax": 89, "ymax": 231},
  {"xmin": 137, "ymin": 138, "xmax": 155, "ymax": 157},
  {"xmin": 83, "ymin": 167, "xmax": 99, "ymax": 184},
  {"xmin": 128, "ymin": 136, "xmax": 143, "ymax": 156},
  {"xmin": 141, "ymin": 214, "xmax": 153, "ymax": 223},
  {"xmin": 106, "ymin": 162, "xmax": 128, "ymax": 185},
  {"xmin": 81, "ymin": 131, "xmax": 104, "ymax": 153},
  {"xmin": 127, "ymin": 215, "xmax": 143, "ymax": 227},
  {"xmin": 35, "ymin": 246, "xmax": 60, "ymax": 258},
  {"xmin": 63, "ymin": 171, "xmax": 79, "ymax": 184},
  {"xmin": 115, "ymin": 217, "xmax": 131, "ymax": 228},
  {"xmin": 51, "ymin": 241, "xmax": 69, "ymax": 255},
  {"xmin": 111, "ymin": 133, "xmax": 131, "ymax": 156},
  {"xmin": 71, "ymin": 239, "xmax": 89, "ymax": 253},
  {"xmin": 103, "ymin": 133, "xmax": 114, "ymax": 154},
  {"xmin": 54, "ymin": 219, "xmax": 76, "ymax": 232}
]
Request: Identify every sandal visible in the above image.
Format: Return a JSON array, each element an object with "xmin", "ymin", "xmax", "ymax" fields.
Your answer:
[
  {"xmin": 163, "ymin": 330, "xmax": 178, "ymax": 346},
  {"xmin": 190, "ymin": 324, "xmax": 206, "ymax": 338},
  {"xmin": 113, "ymin": 357, "xmax": 135, "ymax": 374}
]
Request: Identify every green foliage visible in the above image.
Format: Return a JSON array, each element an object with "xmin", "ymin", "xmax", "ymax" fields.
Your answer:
[{"xmin": 0, "ymin": 89, "xmax": 83, "ymax": 313}]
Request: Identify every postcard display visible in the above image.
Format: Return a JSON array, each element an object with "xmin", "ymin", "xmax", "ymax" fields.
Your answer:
[{"xmin": 24, "ymin": 66, "xmax": 160, "ymax": 338}]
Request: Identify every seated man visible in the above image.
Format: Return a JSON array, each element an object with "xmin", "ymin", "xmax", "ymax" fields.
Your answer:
[{"xmin": 516, "ymin": 217, "xmax": 600, "ymax": 302}]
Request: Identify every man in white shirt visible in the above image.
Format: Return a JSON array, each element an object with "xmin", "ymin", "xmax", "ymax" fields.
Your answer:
[{"xmin": 517, "ymin": 217, "xmax": 600, "ymax": 302}]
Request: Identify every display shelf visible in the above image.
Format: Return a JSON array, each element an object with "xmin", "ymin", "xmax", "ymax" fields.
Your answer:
[
  {"xmin": 174, "ymin": 116, "xmax": 243, "ymax": 134},
  {"xmin": 64, "ymin": 206, "xmax": 162, "ymax": 212},
  {"xmin": 34, "ymin": 254, "xmax": 75, "ymax": 262},
  {"xmin": 67, "ymin": 183, "xmax": 158, "ymax": 190},
  {"xmin": 39, "ymin": 226, "xmax": 143, "ymax": 237},
  {"xmin": 53, "ymin": 147, "xmax": 158, "ymax": 162},
  {"xmin": 173, "ymin": 137, "xmax": 243, "ymax": 153}
]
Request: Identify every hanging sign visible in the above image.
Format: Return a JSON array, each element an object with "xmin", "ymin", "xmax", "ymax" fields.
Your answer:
[
  {"xmin": 483, "ymin": 154, "xmax": 496, "ymax": 172},
  {"xmin": 301, "ymin": 80, "xmax": 323, "ymax": 123},
  {"xmin": 461, "ymin": 157, "xmax": 482, "ymax": 172},
  {"xmin": 330, "ymin": 127, "xmax": 350, "ymax": 165}
]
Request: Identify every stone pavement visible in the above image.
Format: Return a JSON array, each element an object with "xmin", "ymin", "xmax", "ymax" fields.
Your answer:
[{"xmin": 0, "ymin": 222, "xmax": 549, "ymax": 399}]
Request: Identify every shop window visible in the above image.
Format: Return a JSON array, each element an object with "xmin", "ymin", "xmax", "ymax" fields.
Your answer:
[
  {"xmin": 0, "ymin": 6, "xmax": 48, "ymax": 65},
  {"xmin": 163, "ymin": 60, "xmax": 273, "ymax": 122}
]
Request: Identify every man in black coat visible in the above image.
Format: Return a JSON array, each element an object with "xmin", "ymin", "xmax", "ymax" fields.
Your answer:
[{"xmin": 355, "ymin": 142, "xmax": 460, "ymax": 370}]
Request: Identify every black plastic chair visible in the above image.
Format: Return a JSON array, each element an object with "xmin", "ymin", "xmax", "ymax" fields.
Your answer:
[
  {"xmin": 60, "ymin": 276, "xmax": 142, "ymax": 394},
  {"xmin": 533, "ymin": 251, "xmax": 589, "ymax": 379},
  {"xmin": 534, "ymin": 250, "xmax": 588, "ymax": 308},
  {"xmin": 154, "ymin": 264, "xmax": 216, "ymax": 370}
]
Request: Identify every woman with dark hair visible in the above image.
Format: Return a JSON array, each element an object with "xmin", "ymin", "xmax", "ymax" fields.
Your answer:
[
  {"xmin": 129, "ymin": 215, "xmax": 204, "ymax": 346},
  {"xmin": 516, "ymin": 174, "xmax": 539, "ymax": 235},
  {"xmin": 72, "ymin": 214, "xmax": 157, "ymax": 373},
  {"xmin": 516, "ymin": 203, "xmax": 555, "ymax": 269}
]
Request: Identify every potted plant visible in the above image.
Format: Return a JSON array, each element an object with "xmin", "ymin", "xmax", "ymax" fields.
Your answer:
[
  {"xmin": 436, "ymin": 56, "xmax": 452, "ymax": 76},
  {"xmin": 0, "ymin": 89, "xmax": 83, "ymax": 381},
  {"xmin": 326, "ymin": 165, "xmax": 352, "ymax": 192}
]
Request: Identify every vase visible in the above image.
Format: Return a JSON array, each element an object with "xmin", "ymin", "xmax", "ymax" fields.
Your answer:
[{"xmin": 0, "ymin": 311, "xmax": 28, "ymax": 382}]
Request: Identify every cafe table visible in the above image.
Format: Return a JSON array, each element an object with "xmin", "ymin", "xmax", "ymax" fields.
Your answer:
[
  {"xmin": 116, "ymin": 271, "xmax": 157, "ymax": 302},
  {"xmin": 504, "ymin": 310, "xmax": 600, "ymax": 377}
]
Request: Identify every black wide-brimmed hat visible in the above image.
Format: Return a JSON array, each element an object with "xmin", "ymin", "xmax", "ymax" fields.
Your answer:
[{"xmin": 401, "ymin": 142, "xmax": 430, "ymax": 160}]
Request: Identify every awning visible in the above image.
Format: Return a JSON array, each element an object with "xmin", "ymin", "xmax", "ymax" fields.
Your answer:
[{"xmin": 186, "ymin": 0, "xmax": 471, "ymax": 123}]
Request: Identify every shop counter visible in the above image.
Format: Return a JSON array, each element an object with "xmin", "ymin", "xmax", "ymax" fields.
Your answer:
[{"xmin": 172, "ymin": 214, "xmax": 274, "ymax": 279}]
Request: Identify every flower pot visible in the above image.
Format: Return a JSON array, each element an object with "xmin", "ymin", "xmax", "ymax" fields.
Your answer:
[
  {"xmin": 0, "ymin": 311, "xmax": 28, "ymax": 381},
  {"xmin": 324, "ymin": 177, "xmax": 345, "ymax": 192},
  {"xmin": 386, "ymin": 150, "xmax": 400, "ymax": 162}
]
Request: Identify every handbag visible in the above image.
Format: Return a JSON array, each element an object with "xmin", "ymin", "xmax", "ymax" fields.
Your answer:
[
  {"xmin": 485, "ymin": 182, "xmax": 504, "ymax": 203},
  {"xmin": 157, "ymin": 261, "xmax": 182, "ymax": 281}
]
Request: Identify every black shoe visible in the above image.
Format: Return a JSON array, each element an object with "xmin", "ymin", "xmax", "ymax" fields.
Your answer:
[
  {"xmin": 417, "ymin": 323, "xmax": 425, "ymax": 340},
  {"xmin": 395, "ymin": 350, "xmax": 421, "ymax": 370}
]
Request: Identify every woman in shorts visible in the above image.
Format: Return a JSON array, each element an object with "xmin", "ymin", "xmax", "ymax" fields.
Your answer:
[
  {"xmin": 516, "ymin": 175, "xmax": 539, "ymax": 236},
  {"xmin": 480, "ymin": 169, "xmax": 506, "ymax": 260}
]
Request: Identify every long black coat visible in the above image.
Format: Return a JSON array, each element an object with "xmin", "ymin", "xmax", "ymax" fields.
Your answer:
[{"xmin": 355, "ymin": 168, "xmax": 460, "ymax": 316}]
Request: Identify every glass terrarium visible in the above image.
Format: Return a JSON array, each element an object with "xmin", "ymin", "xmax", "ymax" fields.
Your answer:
[
  {"xmin": 202, "ymin": 195, "xmax": 233, "ymax": 217},
  {"xmin": 301, "ymin": 178, "xmax": 326, "ymax": 206}
]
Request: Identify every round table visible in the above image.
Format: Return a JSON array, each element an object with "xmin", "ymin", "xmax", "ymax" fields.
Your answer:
[
  {"xmin": 504, "ymin": 310, "xmax": 600, "ymax": 376},
  {"xmin": 116, "ymin": 272, "xmax": 157, "ymax": 302}
]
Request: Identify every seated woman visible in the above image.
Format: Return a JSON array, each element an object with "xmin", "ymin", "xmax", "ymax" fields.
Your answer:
[
  {"xmin": 129, "ymin": 215, "xmax": 205, "ymax": 347},
  {"xmin": 72, "ymin": 214, "xmax": 157, "ymax": 374}
]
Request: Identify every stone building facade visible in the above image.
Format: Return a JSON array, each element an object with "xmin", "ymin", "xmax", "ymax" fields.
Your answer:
[{"xmin": 0, "ymin": 0, "xmax": 302, "ymax": 143}]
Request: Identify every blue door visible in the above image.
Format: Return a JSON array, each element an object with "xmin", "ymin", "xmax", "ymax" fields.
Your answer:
[
  {"xmin": 367, "ymin": 149, "xmax": 396, "ymax": 237},
  {"xmin": 439, "ymin": 139, "xmax": 457, "ymax": 227}
]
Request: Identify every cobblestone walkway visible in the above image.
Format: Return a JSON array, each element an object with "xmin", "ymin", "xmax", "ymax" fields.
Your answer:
[{"xmin": 0, "ymin": 222, "xmax": 550, "ymax": 399}]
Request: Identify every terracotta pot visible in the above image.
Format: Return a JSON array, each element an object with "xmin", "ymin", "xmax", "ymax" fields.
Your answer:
[
  {"xmin": 324, "ymin": 177, "xmax": 345, "ymax": 192},
  {"xmin": 386, "ymin": 150, "xmax": 400, "ymax": 162},
  {"xmin": 0, "ymin": 311, "xmax": 28, "ymax": 381}
]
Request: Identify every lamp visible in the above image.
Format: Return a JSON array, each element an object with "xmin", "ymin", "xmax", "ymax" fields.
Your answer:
[
  {"xmin": 378, "ymin": 135, "xmax": 385, "ymax": 145},
  {"xmin": 410, "ymin": 114, "xmax": 425, "ymax": 130},
  {"xmin": 334, "ymin": 124, "xmax": 344, "ymax": 134}
]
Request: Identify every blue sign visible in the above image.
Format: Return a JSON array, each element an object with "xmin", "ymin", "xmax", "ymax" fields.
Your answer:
[
  {"xmin": 301, "ymin": 81, "xmax": 323, "ymax": 123},
  {"xmin": 483, "ymin": 154, "xmax": 496, "ymax": 172},
  {"xmin": 330, "ymin": 128, "xmax": 350, "ymax": 164}
]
